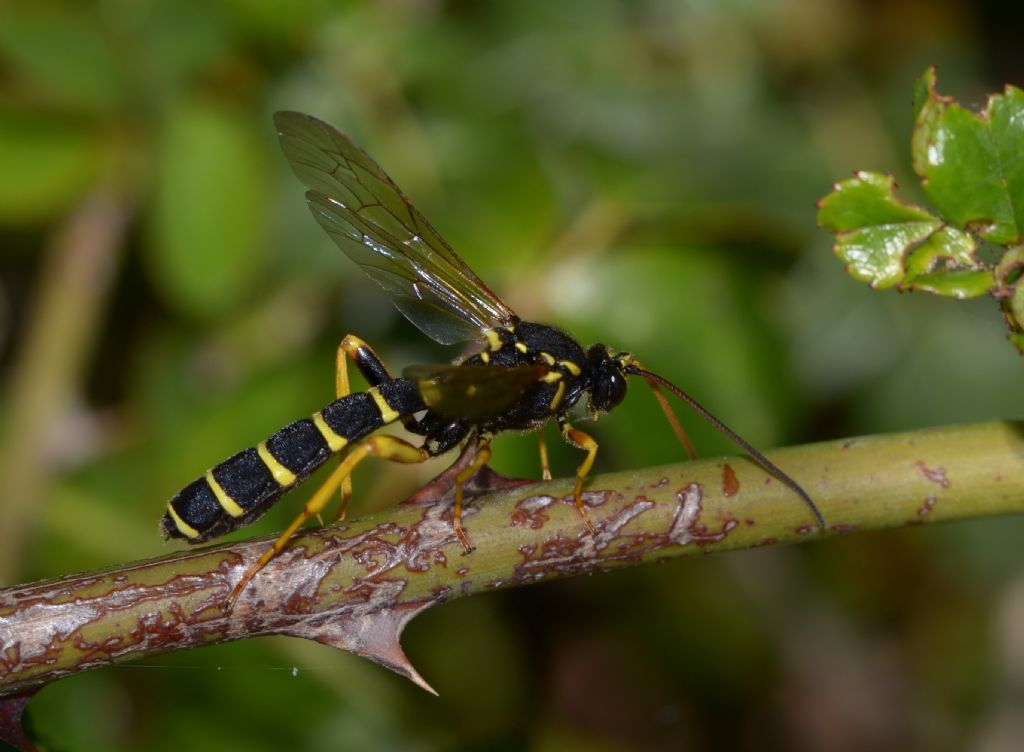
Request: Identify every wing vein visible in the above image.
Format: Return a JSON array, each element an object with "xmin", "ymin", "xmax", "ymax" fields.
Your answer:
[{"xmin": 275, "ymin": 111, "xmax": 517, "ymax": 344}]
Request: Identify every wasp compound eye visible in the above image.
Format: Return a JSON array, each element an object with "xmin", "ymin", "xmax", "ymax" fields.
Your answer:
[{"xmin": 592, "ymin": 369, "xmax": 627, "ymax": 411}]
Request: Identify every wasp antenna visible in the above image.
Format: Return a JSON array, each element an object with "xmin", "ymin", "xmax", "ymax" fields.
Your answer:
[{"xmin": 625, "ymin": 366, "xmax": 825, "ymax": 528}]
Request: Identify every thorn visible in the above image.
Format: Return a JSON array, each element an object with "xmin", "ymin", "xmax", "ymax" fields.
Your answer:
[{"xmin": 403, "ymin": 664, "xmax": 439, "ymax": 696}]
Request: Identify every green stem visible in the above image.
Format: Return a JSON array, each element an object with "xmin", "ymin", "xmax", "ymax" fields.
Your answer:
[{"xmin": 1, "ymin": 420, "xmax": 1022, "ymax": 700}]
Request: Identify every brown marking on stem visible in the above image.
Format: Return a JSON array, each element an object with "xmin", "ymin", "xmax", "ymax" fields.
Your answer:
[
  {"xmin": 667, "ymin": 483, "xmax": 704, "ymax": 545},
  {"xmin": 722, "ymin": 463, "xmax": 740, "ymax": 497},
  {"xmin": 517, "ymin": 543, "xmax": 537, "ymax": 558},
  {"xmin": 828, "ymin": 524, "xmax": 859, "ymax": 534},
  {"xmin": 492, "ymin": 482, "xmax": 738, "ymax": 588},
  {"xmin": 318, "ymin": 503, "xmax": 464, "ymax": 587},
  {"xmin": 917, "ymin": 496, "xmax": 938, "ymax": 517},
  {"xmin": 914, "ymin": 460, "xmax": 950, "ymax": 488},
  {"xmin": 568, "ymin": 490, "xmax": 611, "ymax": 512},
  {"xmin": 511, "ymin": 495, "xmax": 556, "ymax": 529},
  {"xmin": 503, "ymin": 494, "xmax": 657, "ymax": 585}
]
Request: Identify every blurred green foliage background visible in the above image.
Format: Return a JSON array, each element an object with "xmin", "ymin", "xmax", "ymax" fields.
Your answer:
[{"xmin": 1, "ymin": 1, "xmax": 1022, "ymax": 750}]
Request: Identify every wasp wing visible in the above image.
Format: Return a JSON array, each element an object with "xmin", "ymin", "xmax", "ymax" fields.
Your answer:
[
  {"xmin": 275, "ymin": 111, "xmax": 517, "ymax": 345},
  {"xmin": 404, "ymin": 363, "xmax": 548, "ymax": 420}
]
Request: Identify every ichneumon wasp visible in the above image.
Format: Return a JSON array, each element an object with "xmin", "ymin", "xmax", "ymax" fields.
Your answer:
[{"xmin": 161, "ymin": 112, "xmax": 825, "ymax": 603}]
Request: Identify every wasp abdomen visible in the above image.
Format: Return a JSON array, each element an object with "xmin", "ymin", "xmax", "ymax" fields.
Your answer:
[{"xmin": 162, "ymin": 379, "xmax": 424, "ymax": 542}]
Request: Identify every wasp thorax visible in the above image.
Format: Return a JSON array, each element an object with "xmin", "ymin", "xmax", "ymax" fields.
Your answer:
[{"xmin": 586, "ymin": 344, "xmax": 628, "ymax": 412}]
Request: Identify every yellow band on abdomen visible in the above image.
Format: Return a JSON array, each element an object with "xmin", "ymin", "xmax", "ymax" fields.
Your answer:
[
  {"xmin": 313, "ymin": 411, "xmax": 348, "ymax": 452},
  {"xmin": 368, "ymin": 386, "xmax": 400, "ymax": 423},
  {"xmin": 205, "ymin": 470, "xmax": 245, "ymax": 518},
  {"xmin": 166, "ymin": 503, "xmax": 200, "ymax": 539},
  {"xmin": 257, "ymin": 441, "xmax": 297, "ymax": 486}
]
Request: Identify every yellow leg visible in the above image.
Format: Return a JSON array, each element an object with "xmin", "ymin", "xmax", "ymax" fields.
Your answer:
[
  {"xmin": 334, "ymin": 338, "xmax": 356, "ymax": 517},
  {"xmin": 538, "ymin": 429, "xmax": 552, "ymax": 481},
  {"xmin": 559, "ymin": 420, "xmax": 599, "ymax": 534},
  {"xmin": 333, "ymin": 334, "xmax": 394, "ymax": 520},
  {"xmin": 227, "ymin": 434, "xmax": 429, "ymax": 605},
  {"xmin": 452, "ymin": 436, "xmax": 493, "ymax": 553},
  {"xmin": 335, "ymin": 338, "xmax": 353, "ymax": 400}
]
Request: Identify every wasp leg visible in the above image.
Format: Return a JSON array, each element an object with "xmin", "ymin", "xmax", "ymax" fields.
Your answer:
[
  {"xmin": 452, "ymin": 434, "xmax": 493, "ymax": 554},
  {"xmin": 227, "ymin": 434, "xmax": 430, "ymax": 606},
  {"xmin": 336, "ymin": 333, "xmax": 394, "ymax": 392},
  {"xmin": 339, "ymin": 334, "xmax": 428, "ymax": 433},
  {"xmin": 334, "ymin": 334, "xmax": 421, "ymax": 521},
  {"xmin": 538, "ymin": 429, "xmax": 552, "ymax": 481},
  {"xmin": 335, "ymin": 335, "xmax": 389, "ymax": 519},
  {"xmin": 558, "ymin": 418, "xmax": 599, "ymax": 534}
]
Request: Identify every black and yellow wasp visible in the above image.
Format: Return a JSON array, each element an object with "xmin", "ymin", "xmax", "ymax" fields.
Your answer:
[{"xmin": 162, "ymin": 112, "xmax": 824, "ymax": 600}]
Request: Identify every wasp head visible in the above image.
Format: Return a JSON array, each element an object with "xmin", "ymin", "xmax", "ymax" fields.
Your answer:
[{"xmin": 586, "ymin": 344, "xmax": 632, "ymax": 413}]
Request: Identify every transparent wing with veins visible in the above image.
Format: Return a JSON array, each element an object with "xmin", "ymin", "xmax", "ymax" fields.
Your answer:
[{"xmin": 275, "ymin": 111, "xmax": 517, "ymax": 345}]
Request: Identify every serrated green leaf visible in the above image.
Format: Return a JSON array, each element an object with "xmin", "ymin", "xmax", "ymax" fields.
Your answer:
[
  {"xmin": 904, "ymin": 225, "xmax": 977, "ymax": 280},
  {"xmin": 903, "ymin": 226, "xmax": 992, "ymax": 297},
  {"xmin": 818, "ymin": 171, "xmax": 937, "ymax": 229},
  {"xmin": 148, "ymin": 101, "xmax": 270, "ymax": 319},
  {"xmin": 906, "ymin": 269, "xmax": 995, "ymax": 299},
  {"xmin": 911, "ymin": 67, "xmax": 1024, "ymax": 245},
  {"xmin": 818, "ymin": 171, "xmax": 940, "ymax": 288},
  {"xmin": 989, "ymin": 88, "xmax": 1024, "ymax": 240}
]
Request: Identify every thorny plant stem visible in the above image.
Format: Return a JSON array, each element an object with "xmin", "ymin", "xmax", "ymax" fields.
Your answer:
[{"xmin": 1, "ymin": 420, "xmax": 1023, "ymax": 700}]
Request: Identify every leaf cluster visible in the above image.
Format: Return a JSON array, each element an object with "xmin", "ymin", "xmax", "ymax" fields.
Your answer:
[{"xmin": 818, "ymin": 68, "xmax": 1024, "ymax": 352}]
